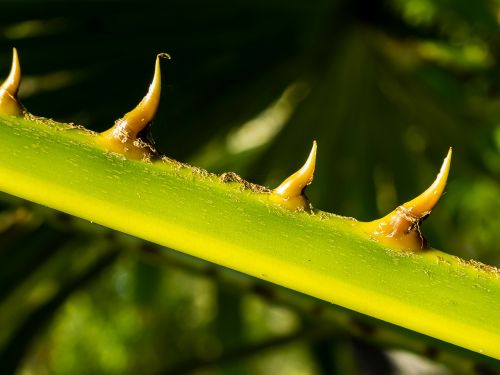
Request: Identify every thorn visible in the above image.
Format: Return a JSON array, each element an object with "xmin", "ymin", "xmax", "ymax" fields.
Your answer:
[
  {"xmin": 99, "ymin": 53, "xmax": 170, "ymax": 159},
  {"xmin": 270, "ymin": 141, "xmax": 317, "ymax": 211},
  {"xmin": 275, "ymin": 140, "xmax": 317, "ymax": 197},
  {"xmin": 361, "ymin": 148, "xmax": 452, "ymax": 251},
  {"xmin": 0, "ymin": 48, "xmax": 25, "ymax": 116},
  {"xmin": 401, "ymin": 147, "xmax": 452, "ymax": 217},
  {"xmin": 1, "ymin": 48, "xmax": 21, "ymax": 97}
]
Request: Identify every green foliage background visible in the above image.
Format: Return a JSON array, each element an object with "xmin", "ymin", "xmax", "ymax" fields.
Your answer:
[{"xmin": 0, "ymin": 0, "xmax": 499, "ymax": 374}]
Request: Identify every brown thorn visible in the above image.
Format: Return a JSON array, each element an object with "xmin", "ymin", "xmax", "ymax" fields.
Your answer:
[
  {"xmin": 360, "ymin": 148, "xmax": 452, "ymax": 251},
  {"xmin": 0, "ymin": 48, "xmax": 25, "ymax": 116},
  {"xmin": 270, "ymin": 141, "xmax": 317, "ymax": 211},
  {"xmin": 99, "ymin": 53, "xmax": 170, "ymax": 159}
]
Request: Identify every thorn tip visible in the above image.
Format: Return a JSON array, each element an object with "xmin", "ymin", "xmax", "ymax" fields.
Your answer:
[{"xmin": 401, "ymin": 147, "xmax": 451, "ymax": 218}]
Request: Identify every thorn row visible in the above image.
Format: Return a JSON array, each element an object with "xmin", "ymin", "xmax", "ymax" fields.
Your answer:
[{"xmin": 0, "ymin": 48, "xmax": 452, "ymax": 251}]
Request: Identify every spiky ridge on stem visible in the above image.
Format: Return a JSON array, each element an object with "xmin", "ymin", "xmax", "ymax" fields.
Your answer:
[
  {"xmin": 0, "ymin": 48, "xmax": 454, "ymax": 251},
  {"xmin": 4, "ymin": 48, "xmax": 499, "ymax": 361},
  {"xmin": 0, "ymin": 116, "xmax": 499, "ymax": 361}
]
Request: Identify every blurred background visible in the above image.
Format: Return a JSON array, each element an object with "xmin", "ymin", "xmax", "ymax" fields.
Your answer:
[{"xmin": 0, "ymin": 0, "xmax": 499, "ymax": 374}]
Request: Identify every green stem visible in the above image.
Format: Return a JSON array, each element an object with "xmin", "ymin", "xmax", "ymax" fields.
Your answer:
[
  {"xmin": 0, "ymin": 115, "xmax": 499, "ymax": 359},
  {"xmin": 137, "ymin": 245, "xmax": 498, "ymax": 373}
]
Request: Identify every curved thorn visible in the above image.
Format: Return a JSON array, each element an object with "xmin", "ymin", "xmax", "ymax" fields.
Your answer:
[
  {"xmin": 360, "ymin": 148, "xmax": 452, "ymax": 250},
  {"xmin": 270, "ymin": 141, "xmax": 317, "ymax": 212},
  {"xmin": 274, "ymin": 140, "xmax": 317, "ymax": 198},
  {"xmin": 104, "ymin": 53, "xmax": 169, "ymax": 139},
  {"xmin": 0, "ymin": 48, "xmax": 24, "ymax": 116},
  {"xmin": 401, "ymin": 147, "xmax": 452, "ymax": 218},
  {"xmin": 99, "ymin": 53, "xmax": 170, "ymax": 159},
  {"xmin": 0, "ymin": 48, "xmax": 21, "ymax": 96}
]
